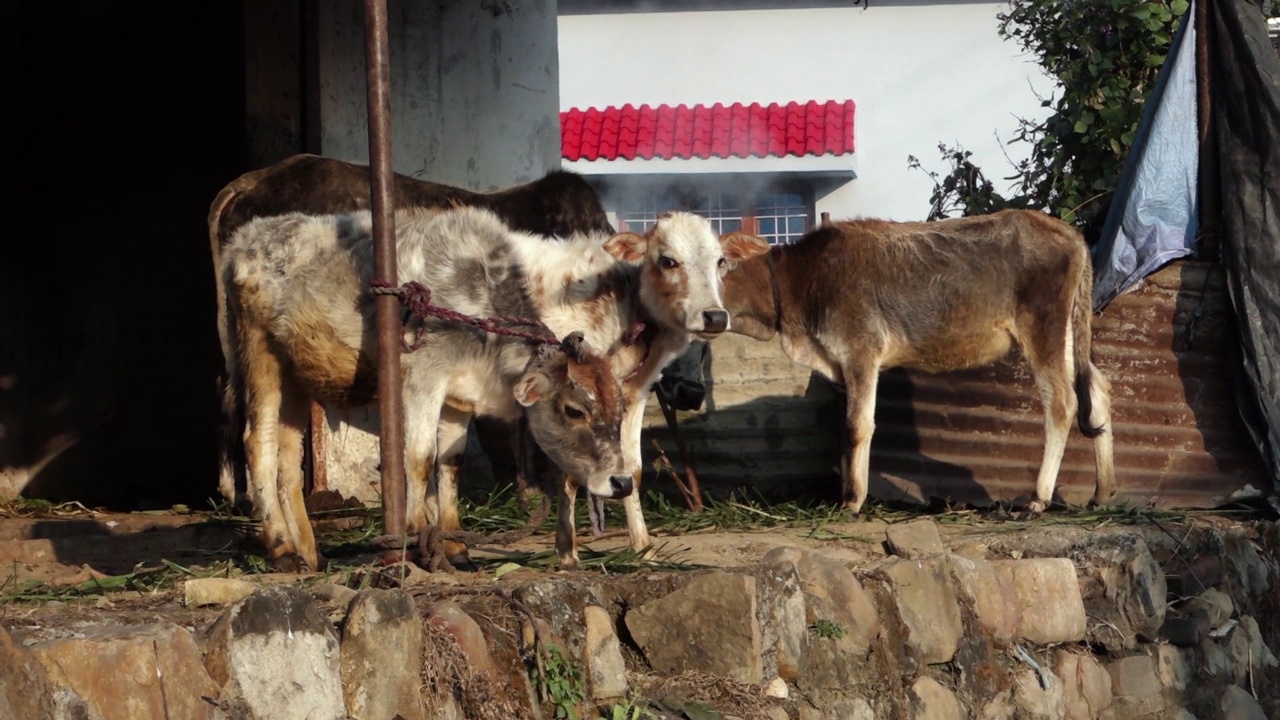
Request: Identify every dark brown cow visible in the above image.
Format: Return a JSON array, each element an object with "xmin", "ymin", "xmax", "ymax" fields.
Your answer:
[
  {"xmin": 208, "ymin": 154, "xmax": 614, "ymax": 508},
  {"xmin": 720, "ymin": 209, "xmax": 1116, "ymax": 514}
]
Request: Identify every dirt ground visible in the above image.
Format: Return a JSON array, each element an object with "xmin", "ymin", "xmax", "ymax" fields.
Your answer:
[{"xmin": 3, "ymin": 497, "xmax": 1270, "ymax": 650}]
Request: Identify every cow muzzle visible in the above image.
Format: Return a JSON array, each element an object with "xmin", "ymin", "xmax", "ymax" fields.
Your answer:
[
  {"xmin": 700, "ymin": 309, "xmax": 729, "ymax": 335},
  {"xmin": 607, "ymin": 474, "xmax": 634, "ymax": 499}
]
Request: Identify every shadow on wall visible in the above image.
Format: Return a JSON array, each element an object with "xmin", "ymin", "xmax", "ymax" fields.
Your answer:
[{"xmin": 638, "ymin": 338, "xmax": 986, "ymax": 510}]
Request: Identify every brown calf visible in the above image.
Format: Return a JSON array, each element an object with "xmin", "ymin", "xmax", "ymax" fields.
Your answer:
[{"xmin": 720, "ymin": 209, "xmax": 1116, "ymax": 514}]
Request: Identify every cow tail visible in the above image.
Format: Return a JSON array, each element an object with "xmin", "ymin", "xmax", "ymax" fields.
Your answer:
[
  {"xmin": 1071, "ymin": 246, "xmax": 1105, "ymax": 439},
  {"xmin": 208, "ymin": 184, "xmax": 248, "ymax": 505}
]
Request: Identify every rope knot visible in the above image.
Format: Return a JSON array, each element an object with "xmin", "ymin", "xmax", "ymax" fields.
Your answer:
[{"xmin": 369, "ymin": 279, "xmax": 560, "ymax": 350}]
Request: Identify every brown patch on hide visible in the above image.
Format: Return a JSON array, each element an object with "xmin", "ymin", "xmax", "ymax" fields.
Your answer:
[
  {"xmin": 566, "ymin": 355, "xmax": 623, "ymax": 430},
  {"xmin": 281, "ymin": 313, "xmax": 377, "ymax": 407},
  {"xmin": 645, "ymin": 261, "xmax": 688, "ymax": 312},
  {"xmin": 213, "ymin": 154, "xmax": 612, "ymax": 252}
]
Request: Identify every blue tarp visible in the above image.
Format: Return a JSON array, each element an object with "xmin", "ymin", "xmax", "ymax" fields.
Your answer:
[{"xmin": 1092, "ymin": 1, "xmax": 1200, "ymax": 311}]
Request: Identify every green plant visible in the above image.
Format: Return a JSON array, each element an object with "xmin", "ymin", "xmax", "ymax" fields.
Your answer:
[
  {"xmin": 603, "ymin": 693, "xmax": 657, "ymax": 720},
  {"xmin": 537, "ymin": 645, "xmax": 588, "ymax": 720},
  {"xmin": 809, "ymin": 618, "xmax": 847, "ymax": 640},
  {"xmin": 908, "ymin": 144, "xmax": 1031, "ymax": 221},
  {"xmin": 913, "ymin": 0, "xmax": 1191, "ymax": 232}
]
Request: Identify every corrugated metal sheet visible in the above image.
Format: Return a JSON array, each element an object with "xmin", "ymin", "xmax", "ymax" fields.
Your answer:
[{"xmin": 642, "ymin": 260, "xmax": 1268, "ymax": 509}]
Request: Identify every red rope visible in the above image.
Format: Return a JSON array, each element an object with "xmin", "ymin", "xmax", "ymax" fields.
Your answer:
[
  {"xmin": 370, "ymin": 279, "xmax": 560, "ymax": 350},
  {"xmin": 370, "ymin": 279, "xmax": 650, "ymax": 358}
]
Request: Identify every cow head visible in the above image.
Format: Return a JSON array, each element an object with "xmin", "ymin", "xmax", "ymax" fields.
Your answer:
[
  {"xmin": 603, "ymin": 212, "xmax": 770, "ymax": 339},
  {"xmin": 718, "ymin": 231, "xmax": 779, "ymax": 341},
  {"xmin": 513, "ymin": 332, "xmax": 632, "ymax": 499}
]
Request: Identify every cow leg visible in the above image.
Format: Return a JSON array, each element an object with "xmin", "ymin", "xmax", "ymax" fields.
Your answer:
[
  {"xmin": 1023, "ymin": 323, "xmax": 1077, "ymax": 514},
  {"xmin": 276, "ymin": 376, "xmax": 323, "ymax": 571},
  {"xmin": 240, "ymin": 327, "xmax": 303, "ymax": 570},
  {"xmin": 402, "ymin": 377, "xmax": 446, "ymax": 541},
  {"xmin": 215, "ymin": 377, "xmax": 241, "ymax": 507},
  {"xmin": 1084, "ymin": 362, "xmax": 1116, "ymax": 506},
  {"xmin": 434, "ymin": 405, "xmax": 475, "ymax": 570},
  {"xmin": 619, "ymin": 389, "xmax": 653, "ymax": 556},
  {"xmin": 840, "ymin": 361, "xmax": 881, "ymax": 517},
  {"xmin": 556, "ymin": 473, "xmax": 581, "ymax": 569}
]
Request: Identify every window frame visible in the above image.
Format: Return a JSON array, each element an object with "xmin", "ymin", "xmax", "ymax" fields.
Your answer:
[{"xmin": 607, "ymin": 175, "xmax": 816, "ymax": 245}]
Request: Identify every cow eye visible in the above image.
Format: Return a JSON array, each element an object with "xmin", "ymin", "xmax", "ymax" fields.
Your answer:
[
  {"xmin": 563, "ymin": 404, "xmax": 586, "ymax": 421},
  {"xmin": 659, "ymin": 256, "xmax": 679, "ymax": 270}
]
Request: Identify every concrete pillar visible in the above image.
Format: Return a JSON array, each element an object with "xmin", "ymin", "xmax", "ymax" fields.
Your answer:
[{"xmin": 314, "ymin": 0, "xmax": 562, "ymax": 189}]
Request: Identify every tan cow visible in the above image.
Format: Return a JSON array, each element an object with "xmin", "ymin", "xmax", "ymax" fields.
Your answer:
[{"xmin": 720, "ymin": 209, "xmax": 1116, "ymax": 515}]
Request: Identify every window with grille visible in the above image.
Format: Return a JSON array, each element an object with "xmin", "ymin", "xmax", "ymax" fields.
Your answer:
[
  {"xmin": 689, "ymin": 192, "xmax": 744, "ymax": 235},
  {"xmin": 615, "ymin": 190, "xmax": 675, "ymax": 233},
  {"xmin": 753, "ymin": 192, "xmax": 808, "ymax": 245},
  {"xmin": 611, "ymin": 183, "xmax": 811, "ymax": 242}
]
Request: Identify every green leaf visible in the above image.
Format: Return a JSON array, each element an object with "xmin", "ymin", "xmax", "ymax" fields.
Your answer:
[
  {"xmin": 1171, "ymin": 0, "xmax": 1190, "ymax": 15},
  {"xmin": 493, "ymin": 562, "xmax": 523, "ymax": 578}
]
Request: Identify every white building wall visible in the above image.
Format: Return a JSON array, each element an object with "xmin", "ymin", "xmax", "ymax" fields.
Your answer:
[{"xmin": 558, "ymin": 2, "xmax": 1056, "ymax": 221}]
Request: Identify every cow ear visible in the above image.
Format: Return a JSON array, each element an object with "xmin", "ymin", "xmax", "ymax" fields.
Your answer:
[
  {"xmin": 513, "ymin": 369, "xmax": 551, "ymax": 407},
  {"xmin": 721, "ymin": 231, "xmax": 771, "ymax": 262},
  {"xmin": 527, "ymin": 341, "xmax": 564, "ymax": 372},
  {"xmin": 603, "ymin": 232, "xmax": 647, "ymax": 262}
]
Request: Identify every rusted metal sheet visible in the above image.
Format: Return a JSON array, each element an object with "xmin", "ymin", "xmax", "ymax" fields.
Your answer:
[{"xmin": 645, "ymin": 259, "xmax": 1267, "ymax": 509}]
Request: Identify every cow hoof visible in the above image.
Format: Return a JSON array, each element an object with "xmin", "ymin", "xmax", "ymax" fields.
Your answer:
[
  {"xmin": 267, "ymin": 553, "xmax": 306, "ymax": 573},
  {"xmin": 626, "ymin": 543, "xmax": 656, "ymax": 562},
  {"xmin": 1018, "ymin": 500, "xmax": 1047, "ymax": 520},
  {"xmin": 380, "ymin": 548, "xmax": 417, "ymax": 566},
  {"xmin": 558, "ymin": 555, "xmax": 580, "ymax": 571},
  {"xmin": 446, "ymin": 551, "xmax": 480, "ymax": 573}
]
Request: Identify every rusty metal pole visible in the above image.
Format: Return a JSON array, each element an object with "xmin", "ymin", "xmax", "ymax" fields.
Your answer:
[{"xmin": 363, "ymin": 0, "xmax": 406, "ymax": 539}]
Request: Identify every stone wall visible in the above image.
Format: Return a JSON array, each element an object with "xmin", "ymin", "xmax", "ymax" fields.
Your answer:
[{"xmin": 3, "ymin": 520, "xmax": 1276, "ymax": 720}]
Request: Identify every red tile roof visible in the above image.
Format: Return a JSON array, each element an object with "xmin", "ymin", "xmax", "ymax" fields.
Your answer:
[{"xmin": 560, "ymin": 100, "xmax": 855, "ymax": 162}]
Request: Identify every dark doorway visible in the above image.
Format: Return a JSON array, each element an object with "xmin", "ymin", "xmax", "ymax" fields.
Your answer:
[{"xmin": 7, "ymin": 4, "xmax": 248, "ymax": 508}]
